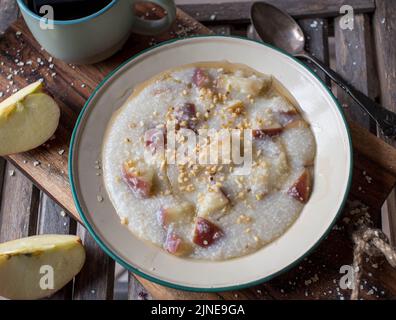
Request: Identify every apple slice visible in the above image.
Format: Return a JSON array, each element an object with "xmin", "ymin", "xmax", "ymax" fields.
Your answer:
[
  {"xmin": 0, "ymin": 80, "xmax": 43, "ymax": 118},
  {"xmin": 157, "ymin": 201, "xmax": 195, "ymax": 228},
  {"xmin": 192, "ymin": 68, "xmax": 212, "ymax": 88},
  {"xmin": 122, "ymin": 161, "xmax": 155, "ymax": 198},
  {"xmin": 0, "ymin": 90, "xmax": 60, "ymax": 156},
  {"xmin": 193, "ymin": 217, "xmax": 224, "ymax": 247},
  {"xmin": 145, "ymin": 128, "xmax": 166, "ymax": 154},
  {"xmin": 219, "ymin": 74, "xmax": 269, "ymax": 97},
  {"xmin": 164, "ymin": 229, "xmax": 192, "ymax": 256},
  {"xmin": 250, "ymin": 162, "xmax": 270, "ymax": 197},
  {"xmin": 174, "ymin": 103, "xmax": 198, "ymax": 130},
  {"xmin": 0, "ymin": 235, "xmax": 85, "ymax": 300},
  {"xmin": 144, "ymin": 128, "xmax": 167, "ymax": 168},
  {"xmin": 253, "ymin": 122, "xmax": 283, "ymax": 138},
  {"xmin": 197, "ymin": 189, "xmax": 229, "ymax": 218},
  {"xmin": 277, "ymin": 110, "xmax": 301, "ymax": 126},
  {"xmin": 288, "ymin": 169, "xmax": 312, "ymax": 203},
  {"xmin": 284, "ymin": 119, "xmax": 309, "ymax": 130}
]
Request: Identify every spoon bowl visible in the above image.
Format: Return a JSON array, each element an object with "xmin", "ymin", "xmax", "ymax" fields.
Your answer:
[{"xmin": 251, "ymin": 2, "xmax": 305, "ymax": 54}]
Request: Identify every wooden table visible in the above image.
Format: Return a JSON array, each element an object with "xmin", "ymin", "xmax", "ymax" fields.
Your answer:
[{"xmin": 1, "ymin": 0, "xmax": 396, "ymax": 300}]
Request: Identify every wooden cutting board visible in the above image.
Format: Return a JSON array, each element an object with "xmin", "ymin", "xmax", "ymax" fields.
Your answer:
[{"xmin": 1, "ymin": 6, "xmax": 396, "ymax": 300}]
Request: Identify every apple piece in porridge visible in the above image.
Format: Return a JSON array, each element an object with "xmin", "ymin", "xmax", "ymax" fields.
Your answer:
[
  {"xmin": 122, "ymin": 160, "xmax": 154, "ymax": 198},
  {"xmin": 197, "ymin": 189, "xmax": 229, "ymax": 218},
  {"xmin": 288, "ymin": 168, "xmax": 312, "ymax": 203},
  {"xmin": 193, "ymin": 217, "xmax": 224, "ymax": 247},
  {"xmin": 157, "ymin": 201, "xmax": 195, "ymax": 228},
  {"xmin": 164, "ymin": 229, "xmax": 193, "ymax": 256}
]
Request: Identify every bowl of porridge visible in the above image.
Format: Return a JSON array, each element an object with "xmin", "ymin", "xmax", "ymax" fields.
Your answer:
[{"xmin": 70, "ymin": 36, "xmax": 352, "ymax": 290}]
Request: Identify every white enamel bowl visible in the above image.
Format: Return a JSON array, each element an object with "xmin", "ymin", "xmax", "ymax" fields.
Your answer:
[{"xmin": 69, "ymin": 36, "xmax": 352, "ymax": 291}]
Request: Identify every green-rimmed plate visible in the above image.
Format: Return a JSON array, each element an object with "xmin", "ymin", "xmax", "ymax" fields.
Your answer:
[{"xmin": 69, "ymin": 36, "xmax": 352, "ymax": 292}]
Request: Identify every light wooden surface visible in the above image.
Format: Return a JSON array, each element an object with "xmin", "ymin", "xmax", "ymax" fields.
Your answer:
[
  {"xmin": 179, "ymin": 0, "xmax": 375, "ymax": 22},
  {"xmin": 298, "ymin": 18, "xmax": 330, "ymax": 86},
  {"xmin": 373, "ymin": 0, "xmax": 396, "ymax": 245},
  {"xmin": 0, "ymin": 0, "xmax": 396, "ymax": 300},
  {"xmin": 334, "ymin": 14, "xmax": 378, "ymax": 130}
]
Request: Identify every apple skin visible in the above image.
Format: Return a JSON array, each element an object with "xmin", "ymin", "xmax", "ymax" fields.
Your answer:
[
  {"xmin": 157, "ymin": 202, "xmax": 194, "ymax": 228},
  {"xmin": 0, "ymin": 90, "xmax": 60, "ymax": 156},
  {"xmin": 174, "ymin": 103, "xmax": 197, "ymax": 130},
  {"xmin": 0, "ymin": 80, "xmax": 43, "ymax": 118},
  {"xmin": 192, "ymin": 68, "xmax": 212, "ymax": 88},
  {"xmin": 197, "ymin": 189, "xmax": 229, "ymax": 218},
  {"xmin": 121, "ymin": 162, "xmax": 154, "ymax": 198},
  {"xmin": 145, "ymin": 128, "xmax": 166, "ymax": 154},
  {"xmin": 277, "ymin": 110, "xmax": 300, "ymax": 126},
  {"xmin": 193, "ymin": 217, "xmax": 224, "ymax": 248},
  {"xmin": 253, "ymin": 126, "xmax": 283, "ymax": 138},
  {"xmin": 288, "ymin": 169, "xmax": 312, "ymax": 203},
  {"xmin": 164, "ymin": 230, "xmax": 192, "ymax": 256}
]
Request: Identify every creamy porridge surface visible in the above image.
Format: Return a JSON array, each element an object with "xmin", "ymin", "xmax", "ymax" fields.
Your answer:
[{"xmin": 103, "ymin": 62, "xmax": 316, "ymax": 260}]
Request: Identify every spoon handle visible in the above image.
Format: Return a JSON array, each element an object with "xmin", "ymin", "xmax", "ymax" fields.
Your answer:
[{"xmin": 295, "ymin": 52, "xmax": 396, "ymax": 138}]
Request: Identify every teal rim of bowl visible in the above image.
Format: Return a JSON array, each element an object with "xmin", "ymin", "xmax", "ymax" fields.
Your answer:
[
  {"xmin": 17, "ymin": 0, "xmax": 117, "ymax": 25},
  {"xmin": 69, "ymin": 35, "xmax": 353, "ymax": 293}
]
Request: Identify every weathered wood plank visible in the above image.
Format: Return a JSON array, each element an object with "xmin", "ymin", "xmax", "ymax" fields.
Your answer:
[
  {"xmin": 209, "ymin": 25, "xmax": 232, "ymax": 36},
  {"xmin": 373, "ymin": 1, "xmax": 396, "ymax": 111},
  {"xmin": 38, "ymin": 194, "xmax": 77, "ymax": 300},
  {"xmin": 334, "ymin": 14, "xmax": 378, "ymax": 130},
  {"xmin": 373, "ymin": 0, "xmax": 396, "ymax": 245},
  {"xmin": 73, "ymin": 225, "xmax": 115, "ymax": 300},
  {"xmin": 0, "ymin": 163, "xmax": 40, "ymax": 242},
  {"xmin": 136, "ymin": 276, "xmax": 222, "ymax": 300},
  {"xmin": 180, "ymin": 0, "xmax": 375, "ymax": 23},
  {"xmin": 348, "ymin": 122, "xmax": 396, "ymax": 179},
  {"xmin": 0, "ymin": 0, "xmax": 18, "ymax": 35},
  {"xmin": 0, "ymin": 158, "xmax": 5, "ymax": 201},
  {"xmin": 299, "ymin": 18, "xmax": 330, "ymax": 85},
  {"xmin": 128, "ymin": 273, "xmax": 152, "ymax": 300}
]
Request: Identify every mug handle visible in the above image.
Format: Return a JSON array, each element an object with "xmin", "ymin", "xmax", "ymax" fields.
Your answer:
[{"xmin": 131, "ymin": 0, "xmax": 176, "ymax": 35}]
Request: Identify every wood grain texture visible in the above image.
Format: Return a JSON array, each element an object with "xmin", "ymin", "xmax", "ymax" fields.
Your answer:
[
  {"xmin": 373, "ymin": 0, "xmax": 396, "ymax": 112},
  {"xmin": 128, "ymin": 273, "xmax": 153, "ymax": 300},
  {"xmin": 38, "ymin": 193, "xmax": 77, "ymax": 300},
  {"xmin": 0, "ymin": 164, "xmax": 40, "ymax": 242},
  {"xmin": 0, "ymin": 0, "xmax": 18, "ymax": 35},
  {"xmin": 180, "ymin": 0, "xmax": 375, "ymax": 23},
  {"xmin": 334, "ymin": 14, "xmax": 378, "ymax": 130},
  {"xmin": 136, "ymin": 277, "xmax": 221, "ymax": 300},
  {"xmin": 298, "ymin": 18, "xmax": 330, "ymax": 85},
  {"xmin": 373, "ymin": 0, "xmax": 396, "ymax": 246},
  {"xmin": 73, "ymin": 225, "xmax": 115, "ymax": 300},
  {"xmin": 0, "ymin": 158, "xmax": 5, "ymax": 201}
]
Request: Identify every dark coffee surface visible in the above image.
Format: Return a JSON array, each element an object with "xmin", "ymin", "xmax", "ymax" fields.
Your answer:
[{"xmin": 26, "ymin": 0, "xmax": 113, "ymax": 20}]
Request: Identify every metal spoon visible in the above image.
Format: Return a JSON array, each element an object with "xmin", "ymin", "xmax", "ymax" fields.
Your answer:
[{"xmin": 250, "ymin": 2, "xmax": 396, "ymax": 138}]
